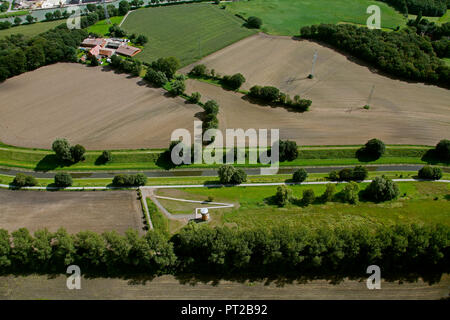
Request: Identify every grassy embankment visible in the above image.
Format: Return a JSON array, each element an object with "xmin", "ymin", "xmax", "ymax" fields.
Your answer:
[
  {"xmin": 225, "ymin": 0, "xmax": 407, "ymax": 35},
  {"xmin": 0, "ymin": 19, "xmax": 64, "ymax": 38},
  {"xmin": 153, "ymin": 181, "xmax": 450, "ymax": 233},
  {"xmin": 0, "ymin": 142, "xmax": 445, "ymax": 172}
]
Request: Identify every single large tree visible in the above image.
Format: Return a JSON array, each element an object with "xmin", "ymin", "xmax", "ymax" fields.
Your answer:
[{"xmin": 52, "ymin": 138, "xmax": 72, "ymax": 162}]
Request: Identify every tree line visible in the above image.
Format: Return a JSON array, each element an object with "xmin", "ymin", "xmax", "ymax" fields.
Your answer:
[
  {"xmin": 0, "ymin": 25, "xmax": 88, "ymax": 81},
  {"xmin": 300, "ymin": 24, "xmax": 449, "ymax": 86},
  {"xmin": 378, "ymin": 0, "xmax": 449, "ymax": 16},
  {"xmin": 0, "ymin": 223, "xmax": 448, "ymax": 280}
]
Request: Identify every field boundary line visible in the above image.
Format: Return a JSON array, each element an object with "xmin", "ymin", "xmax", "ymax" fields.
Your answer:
[{"xmin": 1, "ymin": 179, "xmax": 448, "ymax": 191}]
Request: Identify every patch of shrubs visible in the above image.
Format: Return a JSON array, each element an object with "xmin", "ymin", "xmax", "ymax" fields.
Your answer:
[
  {"xmin": 12, "ymin": 173, "xmax": 38, "ymax": 188},
  {"xmin": 278, "ymin": 140, "xmax": 299, "ymax": 162},
  {"xmin": 435, "ymin": 139, "xmax": 450, "ymax": 162},
  {"xmin": 110, "ymin": 54, "xmax": 142, "ymax": 76},
  {"xmin": 169, "ymin": 79, "xmax": 186, "ymax": 96},
  {"xmin": 329, "ymin": 165, "xmax": 369, "ymax": 181},
  {"xmin": 113, "ymin": 173, "xmax": 147, "ymax": 187},
  {"xmin": 248, "ymin": 85, "xmax": 312, "ymax": 111},
  {"xmin": 188, "ymin": 64, "xmax": 246, "ymax": 90},
  {"xmin": 54, "ymin": 172, "xmax": 73, "ymax": 187},
  {"xmin": 292, "ymin": 168, "xmax": 308, "ymax": 182},
  {"xmin": 222, "ymin": 73, "xmax": 246, "ymax": 90},
  {"xmin": 101, "ymin": 150, "xmax": 112, "ymax": 163},
  {"xmin": 218, "ymin": 164, "xmax": 247, "ymax": 185},
  {"xmin": 418, "ymin": 166, "xmax": 443, "ymax": 180},
  {"xmin": 150, "ymin": 57, "xmax": 180, "ymax": 79},
  {"xmin": 364, "ymin": 175, "xmax": 400, "ymax": 202},
  {"xmin": 188, "ymin": 92, "xmax": 201, "ymax": 104},
  {"xmin": 357, "ymin": 138, "xmax": 386, "ymax": 160},
  {"xmin": 246, "ymin": 16, "xmax": 262, "ymax": 29}
]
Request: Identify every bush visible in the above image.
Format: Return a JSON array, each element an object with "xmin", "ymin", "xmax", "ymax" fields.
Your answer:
[
  {"xmin": 223, "ymin": 73, "xmax": 246, "ymax": 90},
  {"xmin": 169, "ymin": 79, "xmax": 185, "ymax": 96},
  {"xmin": 352, "ymin": 165, "xmax": 369, "ymax": 181},
  {"xmin": 144, "ymin": 68, "xmax": 168, "ymax": 87},
  {"xmin": 247, "ymin": 16, "xmax": 262, "ymax": 29},
  {"xmin": 12, "ymin": 173, "xmax": 38, "ymax": 187},
  {"xmin": 260, "ymin": 86, "xmax": 280, "ymax": 102},
  {"xmin": 292, "ymin": 169, "xmax": 308, "ymax": 182},
  {"xmin": 203, "ymin": 100, "xmax": 219, "ymax": 116},
  {"xmin": 101, "ymin": 151, "xmax": 112, "ymax": 163},
  {"xmin": 54, "ymin": 172, "xmax": 73, "ymax": 187},
  {"xmin": 342, "ymin": 181, "xmax": 359, "ymax": 204},
  {"xmin": 321, "ymin": 183, "xmax": 336, "ymax": 202},
  {"xmin": 435, "ymin": 139, "xmax": 450, "ymax": 161},
  {"xmin": 365, "ymin": 175, "xmax": 399, "ymax": 202},
  {"xmin": 418, "ymin": 166, "xmax": 443, "ymax": 180},
  {"xmin": 70, "ymin": 144, "xmax": 86, "ymax": 162},
  {"xmin": 113, "ymin": 173, "xmax": 147, "ymax": 186},
  {"xmin": 338, "ymin": 168, "xmax": 354, "ymax": 181},
  {"xmin": 278, "ymin": 140, "xmax": 298, "ymax": 162},
  {"xmin": 328, "ymin": 170, "xmax": 340, "ymax": 181},
  {"xmin": 189, "ymin": 92, "xmax": 201, "ymax": 104},
  {"xmin": 302, "ymin": 189, "xmax": 315, "ymax": 206},
  {"xmin": 217, "ymin": 165, "xmax": 247, "ymax": 184},
  {"xmin": 274, "ymin": 185, "xmax": 292, "ymax": 206},
  {"xmin": 362, "ymin": 138, "xmax": 386, "ymax": 159},
  {"xmin": 189, "ymin": 64, "xmax": 208, "ymax": 77},
  {"xmin": 135, "ymin": 34, "xmax": 148, "ymax": 46}
]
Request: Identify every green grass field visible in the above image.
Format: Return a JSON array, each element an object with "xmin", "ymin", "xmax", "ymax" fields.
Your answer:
[
  {"xmin": 225, "ymin": 0, "xmax": 407, "ymax": 35},
  {"xmin": 0, "ymin": 10, "xmax": 29, "ymax": 19},
  {"xmin": 0, "ymin": 20, "xmax": 65, "ymax": 38},
  {"xmin": 120, "ymin": 3, "xmax": 256, "ymax": 66},
  {"xmin": 157, "ymin": 182, "xmax": 450, "ymax": 231},
  {"xmin": 86, "ymin": 16, "xmax": 124, "ymax": 35}
]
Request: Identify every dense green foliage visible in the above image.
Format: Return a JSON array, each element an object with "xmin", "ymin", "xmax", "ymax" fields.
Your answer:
[
  {"xmin": 380, "ymin": 0, "xmax": 448, "ymax": 16},
  {"xmin": 435, "ymin": 139, "xmax": 450, "ymax": 161},
  {"xmin": 12, "ymin": 173, "xmax": 37, "ymax": 187},
  {"xmin": 1, "ymin": 219, "xmax": 449, "ymax": 278},
  {"xmin": 418, "ymin": 165, "xmax": 443, "ymax": 179},
  {"xmin": 144, "ymin": 68, "xmax": 168, "ymax": 87},
  {"xmin": 169, "ymin": 79, "xmax": 186, "ymax": 96},
  {"xmin": 300, "ymin": 24, "xmax": 450, "ymax": 85},
  {"xmin": 292, "ymin": 168, "xmax": 308, "ymax": 182},
  {"xmin": 110, "ymin": 54, "xmax": 143, "ymax": 76},
  {"xmin": 274, "ymin": 185, "xmax": 292, "ymax": 206},
  {"xmin": 329, "ymin": 166, "xmax": 369, "ymax": 181},
  {"xmin": 0, "ymin": 25, "xmax": 87, "ymax": 81},
  {"xmin": 54, "ymin": 172, "xmax": 73, "ymax": 187},
  {"xmin": 112, "ymin": 173, "xmax": 147, "ymax": 186},
  {"xmin": 365, "ymin": 175, "xmax": 400, "ymax": 202},
  {"xmin": 246, "ymin": 16, "xmax": 263, "ymax": 29},
  {"xmin": 52, "ymin": 139, "xmax": 86, "ymax": 163},
  {"xmin": 218, "ymin": 164, "xmax": 247, "ymax": 184},
  {"xmin": 302, "ymin": 188, "xmax": 316, "ymax": 205},
  {"xmin": 249, "ymin": 85, "xmax": 312, "ymax": 111},
  {"xmin": 150, "ymin": 56, "xmax": 180, "ymax": 79},
  {"xmin": 342, "ymin": 181, "xmax": 360, "ymax": 204},
  {"xmin": 278, "ymin": 140, "xmax": 299, "ymax": 162},
  {"xmin": 222, "ymin": 73, "xmax": 246, "ymax": 90}
]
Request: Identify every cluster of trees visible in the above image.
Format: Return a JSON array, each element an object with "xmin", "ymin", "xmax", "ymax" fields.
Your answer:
[
  {"xmin": 107, "ymin": 24, "xmax": 148, "ymax": 46},
  {"xmin": 248, "ymin": 85, "xmax": 312, "ymax": 112},
  {"xmin": 112, "ymin": 173, "xmax": 147, "ymax": 186},
  {"xmin": 328, "ymin": 165, "xmax": 369, "ymax": 182},
  {"xmin": 218, "ymin": 164, "xmax": 247, "ymax": 184},
  {"xmin": 45, "ymin": 10, "xmax": 70, "ymax": 21},
  {"xmin": 246, "ymin": 16, "xmax": 263, "ymax": 29},
  {"xmin": 188, "ymin": 64, "xmax": 246, "ymax": 90},
  {"xmin": 52, "ymin": 139, "xmax": 86, "ymax": 163},
  {"xmin": 202, "ymin": 100, "xmax": 220, "ymax": 133},
  {"xmin": 418, "ymin": 165, "xmax": 443, "ymax": 180},
  {"xmin": 0, "ymin": 2, "xmax": 8, "ymax": 12},
  {"xmin": 300, "ymin": 24, "xmax": 449, "ymax": 85},
  {"xmin": 145, "ymin": 57, "xmax": 182, "ymax": 93},
  {"xmin": 0, "ymin": 25, "xmax": 88, "ymax": 81},
  {"xmin": 435, "ymin": 139, "xmax": 450, "ymax": 161},
  {"xmin": 110, "ymin": 54, "xmax": 143, "ymax": 76},
  {"xmin": 1, "ymin": 223, "xmax": 448, "ymax": 278},
  {"xmin": 275, "ymin": 174, "xmax": 400, "ymax": 207},
  {"xmin": 379, "ymin": 0, "xmax": 448, "ymax": 16}
]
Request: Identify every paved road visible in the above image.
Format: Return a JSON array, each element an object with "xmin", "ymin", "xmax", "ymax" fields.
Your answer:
[{"xmin": 0, "ymin": 164, "xmax": 429, "ymax": 179}]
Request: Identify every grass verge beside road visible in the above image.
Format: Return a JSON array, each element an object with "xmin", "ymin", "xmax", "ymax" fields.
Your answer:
[{"xmin": 0, "ymin": 142, "xmax": 446, "ymax": 172}]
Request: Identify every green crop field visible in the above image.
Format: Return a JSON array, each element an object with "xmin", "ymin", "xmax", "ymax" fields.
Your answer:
[
  {"xmin": 225, "ymin": 0, "xmax": 407, "ymax": 35},
  {"xmin": 157, "ymin": 182, "xmax": 450, "ymax": 231},
  {"xmin": 0, "ymin": 20, "xmax": 65, "ymax": 38},
  {"xmin": 87, "ymin": 16, "xmax": 124, "ymax": 35},
  {"xmin": 120, "ymin": 3, "xmax": 256, "ymax": 66}
]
